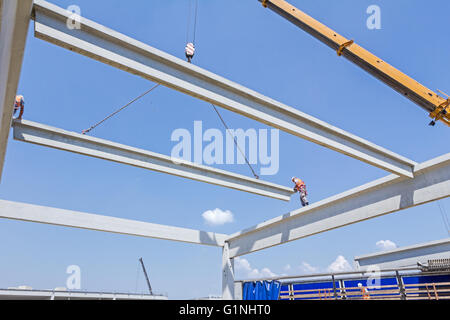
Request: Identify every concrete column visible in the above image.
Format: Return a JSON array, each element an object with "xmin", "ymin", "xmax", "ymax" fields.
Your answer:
[
  {"xmin": 396, "ymin": 271, "xmax": 406, "ymax": 300},
  {"xmin": 234, "ymin": 282, "xmax": 243, "ymax": 300},
  {"xmin": 0, "ymin": 0, "xmax": 33, "ymax": 181},
  {"xmin": 222, "ymin": 242, "xmax": 235, "ymax": 300}
]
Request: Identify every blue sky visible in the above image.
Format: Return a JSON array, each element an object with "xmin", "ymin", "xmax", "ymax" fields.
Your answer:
[{"xmin": 1, "ymin": 0, "xmax": 449, "ymax": 299}]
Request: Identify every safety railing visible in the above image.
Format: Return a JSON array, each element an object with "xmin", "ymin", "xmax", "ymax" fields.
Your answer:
[
  {"xmin": 403, "ymin": 281, "xmax": 450, "ymax": 300},
  {"xmin": 240, "ymin": 267, "xmax": 450, "ymax": 301},
  {"xmin": 279, "ymin": 282, "xmax": 450, "ymax": 300}
]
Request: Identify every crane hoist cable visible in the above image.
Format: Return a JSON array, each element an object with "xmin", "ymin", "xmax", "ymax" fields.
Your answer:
[
  {"xmin": 423, "ymin": 170, "xmax": 450, "ymax": 237},
  {"xmin": 437, "ymin": 200, "xmax": 450, "ymax": 237},
  {"xmin": 185, "ymin": 0, "xmax": 198, "ymax": 63},
  {"xmin": 81, "ymin": 83, "xmax": 160, "ymax": 134},
  {"xmin": 184, "ymin": 1, "xmax": 259, "ymax": 179},
  {"xmin": 186, "ymin": 0, "xmax": 198, "ymax": 45},
  {"xmin": 211, "ymin": 104, "xmax": 260, "ymax": 180},
  {"xmin": 192, "ymin": 0, "xmax": 198, "ymax": 44},
  {"xmin": 186, "ymin": 0, "xmax": 191, "ymax": 44}
]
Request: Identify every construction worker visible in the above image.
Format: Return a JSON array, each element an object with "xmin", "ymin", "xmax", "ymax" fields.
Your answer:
[
  {"xmin": 358, "ymin": 283, "xmax": 370, "ymax": 300},
  {"xmin": 185, "ymin": 42, "xmax": 195, "ymax": 63},
  {"xmin": 292, "ymin": 177, "xmax": 309, "ymax": 207},
  {"xmin": 13, "ymin": 95, "xmax": 24, "ymax": 119}
]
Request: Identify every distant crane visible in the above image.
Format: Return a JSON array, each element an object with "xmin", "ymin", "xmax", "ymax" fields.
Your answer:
[{"xmin": 139, "ymin": 257, "xmax": 153, "ymax": 295}]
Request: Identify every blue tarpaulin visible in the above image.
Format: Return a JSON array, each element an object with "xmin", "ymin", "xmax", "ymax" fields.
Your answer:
[{"xmin": 243, "ymin": 281, "xmax": 281, "ymax": 300}]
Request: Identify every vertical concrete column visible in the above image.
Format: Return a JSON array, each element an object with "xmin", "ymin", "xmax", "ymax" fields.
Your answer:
[
  {"xmin": 331, "ymin": 275, "xmax": 338, "ymax": 300},
  {"xmin": 0, "ymin": 0, "xmax": 33, "ymax": 181},
  {"xmin": 234, "ymin": 281, "xmax": 243, "ymax": 300},
  {"xmin": 222, "ymin": 242, "xmax": 235, "ymax": 300},
  {"xmin": 396, "ymin": 271, "xmax": 406, "ymax": 300}
]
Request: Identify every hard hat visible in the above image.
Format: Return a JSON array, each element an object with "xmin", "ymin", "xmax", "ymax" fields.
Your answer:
[
  {"xmin": 291, "ymin": 177, "xmax": 296, "ymax": 181},
  {"xmin": 358, "ymin": 283, "xmax": 362, "ymax": 287}
]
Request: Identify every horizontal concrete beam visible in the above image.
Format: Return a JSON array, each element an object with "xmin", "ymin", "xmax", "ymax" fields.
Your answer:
[
  {"xmin": 12, "ymin": 119, "xmax": 294, "ymax": 201},
  {"xmin": 0, "ymin": 289, "xmax": 168, "ymax": 300},
  {"xmin": 0, "ymin": 0, "xmax": 33, "ymax": 181},
  {"xmin": 354, "ymin": 238, "xmax": 450, "ymax": 269},
  {"xmin": 32, "ymin": 0, "xmax": 416, "ymax": 178},
  {"xmin": 0, "ymin": 199, "xmax": 228, "ymax": 247},
  {"xmin": 227, "ymin": 154, "xmax": 450, "ymax": 257}
]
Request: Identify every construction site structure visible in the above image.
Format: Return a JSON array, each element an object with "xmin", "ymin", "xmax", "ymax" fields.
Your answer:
[{"xmin": 0, "ymin": 0, "xmax": 449, "ymax": 300}]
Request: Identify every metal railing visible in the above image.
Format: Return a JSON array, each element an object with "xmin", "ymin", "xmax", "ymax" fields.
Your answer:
[
  {"xmin": 278, "ymin": 280, "xmax": 450, "ymax": 301},
  {"xmin": 238, "ymin": 267, "xmax": 450, "ymax": 301}
]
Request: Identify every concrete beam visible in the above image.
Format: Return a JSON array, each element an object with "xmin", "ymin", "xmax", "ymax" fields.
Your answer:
[
  {"xmin": 226, "ymin": 154, "xmax": 450, "ymax": 257},
  {"xmin": 12, "ymin": 119, "xmax": 294, "ymax": 201},
  {"xmin": 0, "ymin": 289, "xmax": 168, "ymax": 300},
  {"xmin": 0, "ymin": 0, "xmax": 33, "ymax": 181},
  {"xmin": 32, "ymin": 0, "xmax": 416, "ymax": 178},
  {"xmin": 0, "ymin": 199, "xmax": 228, "ymax": 247},
  {"xmin": 355, "ymin": 238, "xmax": 450, "ymax": 269}
]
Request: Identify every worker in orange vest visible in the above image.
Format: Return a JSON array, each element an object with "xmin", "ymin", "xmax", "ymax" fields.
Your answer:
[
  {"xmin": 358, "ymin": 283, "xmax": 370, "ymax": 300},
  {"xmin": 13, "ymin": 95, "xmax": 24, "ymax": 119},
  {"xmin": 292, "ymin": 177, "xmax": 309, "ymax": 207}
]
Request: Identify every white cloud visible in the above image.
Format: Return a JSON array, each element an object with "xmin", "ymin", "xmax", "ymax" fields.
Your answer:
[
  {"xmin": 259, "ymin": 268, "xmax": 277, "ymax": 278},
  {"xmin": 235, "ymin": 257, "xmax": 251, "ymax": 271},
  {"xmin": 376, "ymin": 240, "xmax": 397, "ymax": 251},
  {"xmin": 202, "ymin": 208, "xmax": 234, "ymax": 226},
  {"xmin": 299, "ymin": 262, "xmax": 319, "ymax": 274},
  {"xmin": 234, "ymin": 255, "xmax": 353, "ymax": 280},
  {"xmin": 235, "ymin": 257, "xmax": 276, "ymax": 279},
  {"xmin": 327, "ymin": 255, "xmax": 352, "ymax": 273}
]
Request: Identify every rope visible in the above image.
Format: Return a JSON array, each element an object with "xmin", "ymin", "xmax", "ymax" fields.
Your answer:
[
  {"xmin": 211, "ymin": 104, "xmax": 259, "ymax": 179},
  {"xmin": 193, "ymin": 0, "xmax": 199, "ymax": 44},
  {"xmin": 186, "ymin": 0, "xmax": 198, "ymax": 44},
  {"xmin": 82, "ymin": 83, "xmax": 160, "ymax": 134},
  {"xmin": 186, "ymin": 0, "xmax": 191, "ymax": 44},
  {"xmin": 185, "ymin": 2, "xmax": 256, "ymax": 179},
  {"xmin": 422, "ymin": 170, "xmax": 450, "ymax": 237},
  {"xmin": 437, "ymin": 201, "xmax": 450, "ymax": 237}
]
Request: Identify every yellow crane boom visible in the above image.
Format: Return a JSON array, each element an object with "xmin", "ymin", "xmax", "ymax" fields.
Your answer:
[{"xmin": 259, "ymin": 0, "xmax": 450, "ymax": 126}]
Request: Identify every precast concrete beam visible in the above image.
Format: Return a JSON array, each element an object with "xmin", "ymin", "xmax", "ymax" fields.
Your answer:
[
  {"xmin": 0, "ymin": 0, "xmax": 33, "ymax": 181},
  {"xmin": 0, "ymin": 199, "xmax": 228, "ymax": 246},
  {"xmin": 0, "ymin": 289, "xmax": 168, "ymax": 300},
  {"xmin": 32, "ymin": 0, "xmax": 417, "ymax": 178},
  {"xmin": 12, "ymin": 119, "xmax": 294, "ymax": 201},
  {"xmin": 354, "ymin": 238, "xmax": 450, "ymax": 269},
  {"xmin": 226, "ymin": 154, "xmax": 450, "ymax": 257}
]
